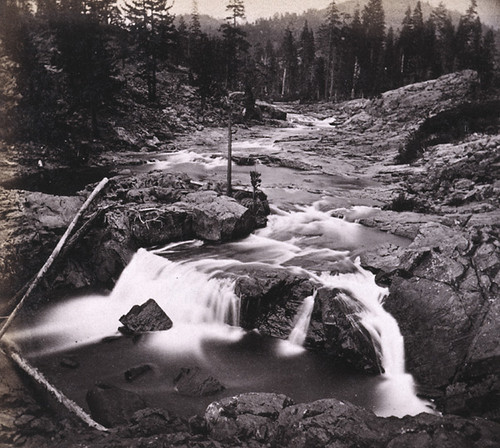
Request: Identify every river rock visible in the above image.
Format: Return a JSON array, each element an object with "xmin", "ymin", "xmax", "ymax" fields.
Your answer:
[
  {"xmin": 275, "ymin": 398, "xmax": 385, "ymax": 448},
  {"xmin": 233, "ymin": 266, "xmax": 315, "ymax": 333},
  {"xmin": 119, "ymin": 298, "xmax": 173, "ymax": 333},
  {"xmin": 204, "ymin": 393, "xmax": 500, "ymax": 447},
  {"xmin": 205, "ymin": 393, "xmax": 294, "ymax": 443},
  {"xmin": 129, "ymin": 206, "xmax": 193, "ymax": 246},
  {"xmin": 256, "ymin": 102, "xmax": 287, "ymax": 121},
  {"xmin": 181, "ymin": 191, "xmax": 255, "ymax": 241},
  {"xmin": 311, "ymin": 288, "xmax": 382, "ymax": 374},
  {"xmin": 86, "ymin": 384, "xmax": 148, "ymax": 428},
  {"xmin": 124, "ymin": 364, "xmax": 153, "ymax": 382},
  {"xmin": 173, "ymin": 367, "xmax": 224, "ymax": 397}
]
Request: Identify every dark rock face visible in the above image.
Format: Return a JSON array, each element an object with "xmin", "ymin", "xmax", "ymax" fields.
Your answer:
[
  {"xmin": 234, "ymin": 267, "xmax": 381, "ymax": 373},
  {"xmin": 256, "ymin": 102, "xmax": 287, "ymax": 121},
  {"xmin": 234, "ymin": 266, "xmax": 314, "ymax": 334},
  {"xmin": 204, "ymin": 392, "xmax": 500, "ymax": 448},
  {"xmin": 275, "ymin": 398, "xmax": 386, "ymax": 448},
  {"xmin": 86, "ymin": 384, "xmax": 148, "ymax": 428},
  {"xmin": 119, "ymin": 299, "xmax": 173, "ymax": 333},
  {"xmin": 382, "ymin": 222, "xmax": 500, "ymax": 419},
  {"xmin": 311, "ymin": 288, "xmax": 382, "ymax": 374},
  {"xmin": 173, "ymin": 367, "xmax": 224, "ymax": 397}
]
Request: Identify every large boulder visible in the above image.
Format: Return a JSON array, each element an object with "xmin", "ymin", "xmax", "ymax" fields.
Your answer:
[
  {"xmin": 119, "ymin": 299, "xmax": 173, "ymax": 333},
  {"xmin": 12, "ymin": 172, "xmax": 271, "ymax": 295},
  {"xmin": 234, "ymin": 266, "xmax": 381, "ymax": 373},
  {"xmin": 309, "ymin": 288, "xmax": 382, "ymax": 374},
  {"xmin": 86, "ymin": 384, "xmax": 148, "ymax": 428},
  {"xmin": 205, "ymin": 393, "xmax": 294, "ymax": 443},
  {"xmin": 180, "ymin": 191, "xmax": 256, "ymax": 241},
  {"xmin": 233, "ymin": 266, "xmax": 315, "ymax": 333}
]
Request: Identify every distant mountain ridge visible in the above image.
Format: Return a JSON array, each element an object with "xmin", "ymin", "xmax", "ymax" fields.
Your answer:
[{"xmin": 176, "ymin": 0, "xmax": 497, "ymax": 35}]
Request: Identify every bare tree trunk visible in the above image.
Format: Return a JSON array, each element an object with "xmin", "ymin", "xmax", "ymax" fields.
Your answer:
[{"xmin": 227, "ymin": 107, "xmax": 232, "ymax": 196}]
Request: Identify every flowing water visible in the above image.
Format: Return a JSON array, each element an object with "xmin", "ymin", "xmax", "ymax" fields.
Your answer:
[{"xmin": 7, "ymin": 114, "xmax": 435, "ymax": 419}]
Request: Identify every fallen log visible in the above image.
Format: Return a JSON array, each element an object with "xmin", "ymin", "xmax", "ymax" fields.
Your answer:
[
  {"xmin": 1, "ymin": 343, "xmax": 108, "ymax": 432},
  {"xmin": 0, "ymin": 177, "xmax": 109, "ymax": 340}
]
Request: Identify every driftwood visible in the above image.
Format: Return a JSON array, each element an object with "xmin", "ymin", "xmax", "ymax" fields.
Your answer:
[
  {"xmin": 0, "ymin": 177, "xmax": 109, "ymax": 340},
  {"xmin": 1, "ymin": 343, "xmax": 108, "ymax": 432}
]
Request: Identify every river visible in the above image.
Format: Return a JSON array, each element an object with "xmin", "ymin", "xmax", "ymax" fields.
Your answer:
[{"xmin": 6, "ymin": 111, "xmax": 435, "ymax": 419}]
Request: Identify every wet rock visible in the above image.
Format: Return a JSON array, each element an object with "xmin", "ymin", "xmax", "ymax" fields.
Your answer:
[
  {"xmin": 124, "ymin": 364, "xmax": 152, "ymax": 382},
  {"xmin": 60, "ymin": 357, "xmax": 79, "ymax": 369},
  {"xmin": 234, "ymin": 265, "xmax": 315, "ymax": 333},
  {"xmin": 387, "ymin": 275, "xmax": 476, "ymax": 387},
  {"xmin": 205, "ymin": 392, "xmax": 294, "ymax": 443},
  {"xmin": 359, "ymin": 242, "xmax": 407, "ymax": 277},
  {"xmin": 312, "ymin": 288, "xmax": 382, "ymax": 374},
  {"xmin": 173, "ymin": 367, "xmax": 224, "ymax": 397},
  {"xmin": 232, "ymin": 189, "xmax": 270, "ymax": 228},
  {"xmin": 383, "ymin": 221, "xmax": 500, "ymax": 418},
  {"xmin": 119, "ymin": 298, "xmax": 173, "ymax": 333},
  {"xmin": 86, "ymin": 384, "xmax": 148, "ymax": 428}
]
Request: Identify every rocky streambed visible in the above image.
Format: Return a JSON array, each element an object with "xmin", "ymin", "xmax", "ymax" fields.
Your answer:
[{"xmin": 1, "ymin": 70, "xmax": 500, "ymax": 447}]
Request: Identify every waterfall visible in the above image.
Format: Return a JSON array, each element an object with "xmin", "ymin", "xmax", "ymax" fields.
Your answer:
[
  {"xmin": 315, "ymin": 262, "xmax": 404, "ymax": 376},
  {"xmin": 9, "ymin": 249, "xmax": 242, "ymax": 355},
  {"xmin": 111, "ymin": 249, "xmax": 241, "ymax": 327},
  {"xmin": 288, "ymin": 292, "xmax": 316, "ymax": 347}
]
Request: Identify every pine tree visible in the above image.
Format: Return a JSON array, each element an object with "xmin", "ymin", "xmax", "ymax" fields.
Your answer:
[
  {"xmin": 350, "ymin": 7, "xmax": 363, "ymax": 98},
  {"xmin": 220, "ymin": 0, "xmax": 248, "ymax": 90},
  {"xmin": 0, "ymin": 0, "xmax": 60, "ymax": 142},
  {"xmin": 280, "ymin": 28, "xmax": 298, "ymax": 98},
  {"xmin": 455, "ymin": 0, "xmax": 482, "ymax": 70},
  {"xmin": 478, "ymin": 29, "xmax": 496, "ymax": 88},
  {"xmin": 124, "ymin": 0, "xmax": 175, "ymax": 102},
  {"xmin": 318, "ymin": 1, "xmax": 341, "ymax": 100},
  {"xmin": 411, "ymin": 1, "xmax": 425, "ymax": 80},
  {"xmin": 383, "ymin": 27, "xmax": 397, "ymax": 91},
  {"xmin": 361, "ymin": 0, "xmax": 385, "ymax": 96},
  {"xmin": 298, "ymin": 21, "xmax": 316, "ymax": 100},
  {"xmin": 53, "ymin": 3, "xmax": 119, "ymax": 140},
  {"xmin": 431, "ymin": 2, "xmax": 455, "ymax": 75},
  {"xmin": 398, "ymin": 5, "xmax": 413, "ymax": 82}
]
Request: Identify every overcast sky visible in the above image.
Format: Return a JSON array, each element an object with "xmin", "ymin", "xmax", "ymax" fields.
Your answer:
[{"xmin": 170, "ymin": 0, "xmax": 499, "ymax": 27}]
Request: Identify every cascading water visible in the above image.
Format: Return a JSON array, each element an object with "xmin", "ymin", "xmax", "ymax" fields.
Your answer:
[
  {"xmin": 288, "ymin": 292, "xmax": 317, "ymax": 347},
  {"xmin": 8, "ymin": 200, "xmax": 432, "ymax": 418}
]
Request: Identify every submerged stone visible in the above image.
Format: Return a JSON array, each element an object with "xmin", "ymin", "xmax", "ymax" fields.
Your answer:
[
  {"xmin": 86, "ymin": 384, "xmax": 148, "ymax": 428},
  {"xmin": 173, "ymin": 367, "xmax": 224, "ymax": 397}
]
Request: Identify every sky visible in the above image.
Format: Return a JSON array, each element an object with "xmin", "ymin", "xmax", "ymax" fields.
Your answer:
[{"xmin": 170, "ymin": 0, "xmax": 500, "ymax": 27}]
